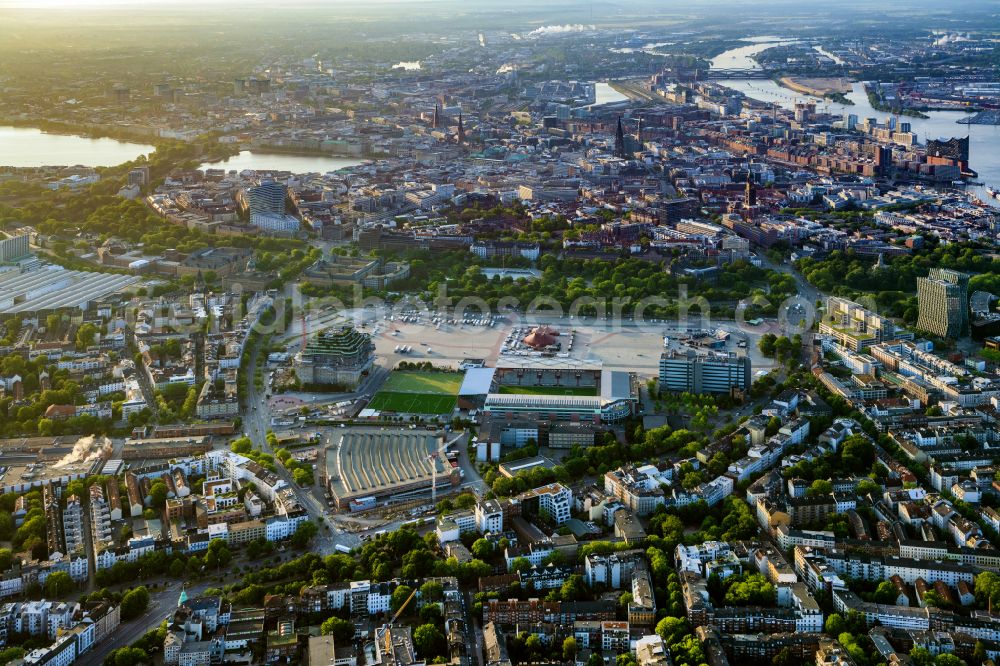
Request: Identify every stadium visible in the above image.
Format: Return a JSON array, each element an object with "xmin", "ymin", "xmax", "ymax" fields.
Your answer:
[
  {"xmin": 459, "ymin": 355, "xmax": 638, "ymax": 423},
  {"xmin": 324, "ymin": 428, "xmax": 461, "ymax": 510}
]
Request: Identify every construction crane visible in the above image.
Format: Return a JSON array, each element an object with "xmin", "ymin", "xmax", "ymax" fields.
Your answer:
[
  {"xmin": 390, "ymin": 587, "xmax": 417, "ymax": 623},
  {"xmin": 429, "ymin": 432, "xmax": 464, "ymax": 503},
  {"xmin": 382, "ymin": 587, "xmax": 418, "ymax": 658}
]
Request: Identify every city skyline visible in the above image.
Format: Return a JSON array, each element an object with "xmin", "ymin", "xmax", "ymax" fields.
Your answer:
[{"xmin": 0, "ymin": 3, "xmax": 999, "ymax": 666}]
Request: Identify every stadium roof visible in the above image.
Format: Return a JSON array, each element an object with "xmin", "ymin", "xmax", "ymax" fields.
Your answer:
[
  {"xmin": 601, "ymin": 370, "xmax": 635, "ymax": 401},
  {"xmin": 484, "ymin": 393, "xmax": 602, "ymax": 409},
  {"xmin": 459, "ymin": 367, "xmax": 496, "ymax": 396},
  {"xmin": 495, "ymin": 355, "xmax": 603, "ymax": 371},
  {"xmin": 0, "ymin": 267, "xmax": 139, "ymax": 314}
]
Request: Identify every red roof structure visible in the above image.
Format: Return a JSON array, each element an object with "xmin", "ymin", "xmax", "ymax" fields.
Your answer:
[{"xmin": 522, "ymin": 326, "xmax": 560, "ymax": 350}]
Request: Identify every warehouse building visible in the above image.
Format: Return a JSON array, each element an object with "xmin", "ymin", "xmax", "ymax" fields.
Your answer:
[{"xmin": 325, "ymin": 429, "xmax": 460, "ymax": 510}]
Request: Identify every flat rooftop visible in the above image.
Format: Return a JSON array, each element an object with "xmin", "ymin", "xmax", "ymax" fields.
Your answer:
[
  {"xmin": 459, "ymin": 367, "xmax": 497, "ymax": 396},
  {"xmin": 498, "ymin": 456, "xmax": 557, "ymax": 478},
  {"xmin": 600, "ymin": 369, "xmax": 635, "ymax": 401},
  {"xmin": 0, "ymin": 438, "xmax": 104, "ymax": 492}
]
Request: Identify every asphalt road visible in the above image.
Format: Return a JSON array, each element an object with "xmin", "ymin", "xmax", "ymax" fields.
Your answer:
[
  {"xmin": 463, "ymin": 589, "xmax": 485, "ymax": 666},
  {"xmin": 757, "ymin": 252, "xmax": 822, "ymax": 306},
  {"xmin": 241, "ymin": 318, "xmax": 361, "ymax": 554},
  {"xmin": 76, "ymin": 582, "xmax": 212, "ymax": 666}
]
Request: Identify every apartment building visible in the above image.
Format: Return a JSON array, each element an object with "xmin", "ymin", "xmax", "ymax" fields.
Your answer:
[{"xmin": 515, "ymin": 484, "xmax": 572, "ymax": 525}]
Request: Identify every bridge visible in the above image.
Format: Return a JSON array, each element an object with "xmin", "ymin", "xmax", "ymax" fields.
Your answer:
[{"xmin": 698, "ymin": 68, "xmax": 772, "ymax": 80}]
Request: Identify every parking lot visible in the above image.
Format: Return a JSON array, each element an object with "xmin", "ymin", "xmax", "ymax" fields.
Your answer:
[{"xmin": 361, "ymin": 313, "xmax": 780, "ymax": 378}]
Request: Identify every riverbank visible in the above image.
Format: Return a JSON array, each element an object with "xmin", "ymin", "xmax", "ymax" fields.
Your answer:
[
  {"xmin": 0, "ymin": 117, "xmax": 160, "ymax": 143},
  {"xmin": 779, "ymin": 76, "xmax": 852, "ymax": 97},
  {"xmin": 777, "ymin": 76, "xmax": 854, "ymax": 105},
  {"xmin": 243, "ymin": 144, "xmax": 386, "ymax": 160}
]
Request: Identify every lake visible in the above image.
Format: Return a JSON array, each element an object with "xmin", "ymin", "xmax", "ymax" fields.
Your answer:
[
  {"xmin": 594, "ymin": 82, "xmax": 628, "ymax": 105},
  {"xmin": 0, "ymin": 125, "xmax": 154, "ymax": 168},
  {"xmin": 198, "ymin": 151, "xmax": 366, "ymax": 174},
  {"xmin": 710, "ymin": 41, "xmax": 1000, "ymax": 200}
]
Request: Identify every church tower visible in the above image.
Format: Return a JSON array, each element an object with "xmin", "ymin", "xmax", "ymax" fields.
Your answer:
[
  {"xmin": 745, "ymin": 159, "xmax": 757, "ymax": 208},
  {"xmin": 615, "ymin": 116, "xmax": 626, "ymax": 159}
]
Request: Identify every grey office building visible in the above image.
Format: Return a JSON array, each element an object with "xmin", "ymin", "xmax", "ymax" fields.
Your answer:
[
  {"xmin": 659, "ymin": 350, "xmax": 751, "ymax": 394},
  {"xmin": 0, "ymin": 234, "xmax": 29, "ymax": 264}
]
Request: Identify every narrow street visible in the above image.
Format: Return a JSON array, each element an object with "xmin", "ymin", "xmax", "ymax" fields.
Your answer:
[
  {"xmin": 124, "ymin": 325, "xmax": 159, "ymax": 418},
  {"xmin": 80, "ymin": 490, "xmax": 97, "ymax": 593}
]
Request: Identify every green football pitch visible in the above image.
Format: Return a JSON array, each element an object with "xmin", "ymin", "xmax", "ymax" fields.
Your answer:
[
  {"xmin": 367, "ymin": 392, "xmax": 457, "ymax": 414},
  {"xmin": 368, "ymin": 371, "xmax": 462, "ymax": 414}
]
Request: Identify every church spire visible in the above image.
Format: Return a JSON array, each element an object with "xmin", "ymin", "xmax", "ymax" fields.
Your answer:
[
  {"xmin": 615, "ymin": 115, "xmax": 626, "ymax": 159},
  {"xmin": 457, "ymin": 113, "xmax": 465, "ymax": 143},
  {"xmin": 432, "ymin": 104, "xmax": 440, "ymax": 129},
  {"xmin": 745, "ymin": 157, "xmax": 757, "ymax": 208}
]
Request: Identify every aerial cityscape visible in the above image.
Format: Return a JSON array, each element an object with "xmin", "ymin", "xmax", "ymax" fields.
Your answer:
[{"xmin": 1, "ymin": 0, "xmax": 1000, "ymax": 665}]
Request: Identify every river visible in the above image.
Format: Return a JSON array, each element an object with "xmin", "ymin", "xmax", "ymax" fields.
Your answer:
[
  {"xmin": 0, "ymin": 125, "xmax": 154, "ymax": 168},
  {"xmin": 198, "ymin": 150, "xmax": 366, "ymax": 173},
  {"xmin": 709, "ymin": 37, "xmax": 799, "ymax": 70},
  {"xmin": 813, "ymin": 46, "xmax": 844, "ymax": 66},
  {"xmin": 709, "ymin": 40, "xmax": 1000, "ymax": 198}
]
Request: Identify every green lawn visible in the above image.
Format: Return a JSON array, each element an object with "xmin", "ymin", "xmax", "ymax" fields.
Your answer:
[
  {"xmin": 381, "ymin": 371, "xmax": 462, "ymax": 395},
  {"xmin": 497, "ymin": 385, "xmax": 598, "ymax": 397},
  {"xmin": 367, "ymin": 391, "xmax": 457, "ymax": 414}
]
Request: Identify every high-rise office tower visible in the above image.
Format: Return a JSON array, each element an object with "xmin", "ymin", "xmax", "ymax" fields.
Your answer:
[
  {"xmin": 0, "ymin": 234, "xmax": 30, "ymax": 264},
  {"xmin": 917, "ymin": 268, "xmax": 970, "ymax": 338},
  {"xmin": 246, "ymin": 181, "xmax": 287, "ymax": 216}
]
